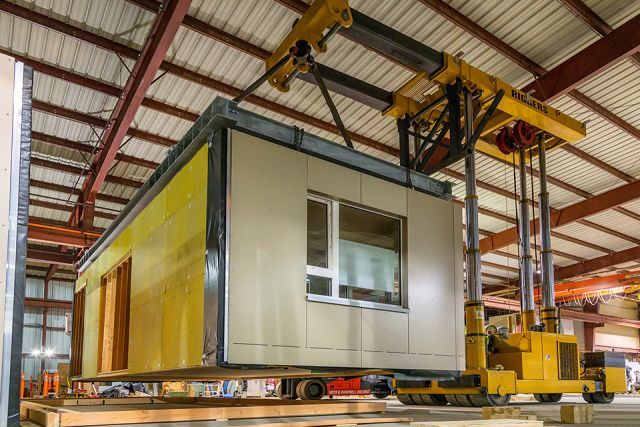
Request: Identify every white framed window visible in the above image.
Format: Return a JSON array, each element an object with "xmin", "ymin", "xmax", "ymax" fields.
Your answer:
[{"xmin": 306, "ymin": 195, "xmax": 404, "ymax": 310}]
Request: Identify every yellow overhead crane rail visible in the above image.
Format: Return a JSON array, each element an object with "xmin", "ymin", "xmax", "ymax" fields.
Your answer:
[{"xmin": 252, "ymin": 0, "xmax": 586, "ymax": 168}]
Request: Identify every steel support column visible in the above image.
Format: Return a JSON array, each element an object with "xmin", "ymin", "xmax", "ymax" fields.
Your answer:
[
  {"xmin": 518, "ymin": 147, "xmax": 536, "ymax": 330},
  {"xmin": 537, "ymin": 135, "xmax": 558, "ymax": 332},
  {"xmin": 463, "ymin": 89, "xmax": 486, "ymax": 371}
]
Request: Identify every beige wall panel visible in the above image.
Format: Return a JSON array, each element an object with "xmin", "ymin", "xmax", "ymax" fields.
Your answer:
[
  {"xmin": 307, "ymin": 301, "xmax": 361, "ymax": 351},
  {"xmin": 452, "ymin": 205, "xmax": 465, "ymax": 369},
  {"xmin": 362, "ymin": 309, "xmax": 408, "ymax": 353},
  {"xmin": 407, "ymin": 190, "xmax": 460, "ymax": 364},
  {"xmin": 308, "ymin": 156, "xmax": 360, "ymax": 203},
  {"xmin": 362, "ymin": 351, "xmax": 456, "ymax": 370},
  {"xmin": 596, "ymin": 324, "xmax": 640, "ymax": 349},
  {"xmin": 228, "ymin": 131, "xmax": 307, "ymax": 354},
  {"xmin": 228, "ymin": 343, "xmax": 361, "ymax": 367},
  {"xmin": 599, "ymin": 299, "xmax": 638, "ymax": 320},
  {"xmin": 360, "ymin": 174, "xmax": 407, "ymax": 216}
]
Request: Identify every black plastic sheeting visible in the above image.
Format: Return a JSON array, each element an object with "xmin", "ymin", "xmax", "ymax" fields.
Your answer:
[
  {"xmin": 1, "ymin": 64, "xmax": 31, "ymax": 427},
  {"xmin": 203, "ymin": 129, "xmax": 228, "ymax": 366}
]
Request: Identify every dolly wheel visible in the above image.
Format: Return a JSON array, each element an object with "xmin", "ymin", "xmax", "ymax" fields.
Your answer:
[
  {"xmin": 417, "ymin": 394, "xmax": 448, "ymax": 406},
  {"xmin": 534, "ymin": 393, "xmax": 562, "ymax": 403},
  {"xmin": 397, "ymin": 394, "xmax": 417, "ymax": 405},
  {"xmin": 297, "ymin": 379, "xmax": 325, "ymax": 400},
  {"xmin": 584, "ymin": 392, "xmax": 614, "ymax": 404},
  {"xmin": 445, "ymin": 394, "xmax": 460, "ymax": 406},
  {"xmin": 469, "ymin": 393, "xmax": 512, "ymax": 407}
]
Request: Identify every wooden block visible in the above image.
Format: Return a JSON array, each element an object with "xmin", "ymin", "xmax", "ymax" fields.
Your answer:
[
  {"xmin": 561, "ymin": 404, "xmax": 594, "ymax": 424},
  {"xmin": 411, "ymin": 420, "xmax": 542, "ymax": 426},
  {"xmin": 490, "ymin": 414, "xmax": 537, "ymax": 421},
  {"xmin": 482, "ymin": 406, "xmax": 521, "ymax": 419}
]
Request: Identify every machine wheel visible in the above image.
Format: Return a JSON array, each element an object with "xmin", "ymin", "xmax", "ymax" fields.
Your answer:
[
  {"xmin": 469, "ymin": 393, "xmax": 512, "ymax": 407},
  {"xmin": 582, "ymin": 393, "xmax": 594, "ymax": 403},
  {"xmin": 584, "ymin": 392, "xmax": 614, "ymax": 404},
  {"xmin": 444, "ymin": 394, "xmax": 460, "ymax": 406},
  {"xmin": 397, "ymin": 394, "xmax": 417, "ymax": 405},
  {"xmin": 296, "ymin": 379, "xmax": 326, "ymax": 400},
  {"xmin": 275, "ymin": 382, "xmax": 294, "ymax": 400},
  {"xmin": 372, "ymin": 391, "xmax": 390, "ymax": 399},
  {"xmin": 416, "ymin": 394, "xmax": 448, "ymax": 406},
  {"xmin": 534, "ymin": 393, "xmax": 562, "ymax": 403}
]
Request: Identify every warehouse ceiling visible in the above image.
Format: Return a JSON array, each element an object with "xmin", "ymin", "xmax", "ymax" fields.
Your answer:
[{"xmin": 2, "ymin": 0, "xmax": 640, "ymax": 297}]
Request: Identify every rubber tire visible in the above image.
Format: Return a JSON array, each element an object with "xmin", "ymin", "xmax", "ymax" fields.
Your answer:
[
  {"xmin": 456, "ymin": 395, "xmax": 475, "ymax": 407},
  {"xmin": 534, "ymin": 393, "xmax": 562, "ymax": 403},
  {"xmin": 469, "ymin": 394, "xmax": 511, "ymax": 407},
  {"xmin": 417, "ymin": 394, "xmax": 448, "ymax": 406},
  {"xmin": 445, "ymin": 394, "xmax": 460, "ymax": 406},
  {"xmin": 296, "ymin": 380, "xmax": 307, "ymax": 400},
  {"xmin": 545, "ymin": 393, "xmax": 562, "ymax": 403},
  {"xmin": 372, "ymin": 392, "xmax": 390, "ymax": 399},
  {"xmin": 298, "ymin": 379, "xmax": 325, "ymax": 400},
  {"xmin": 582, "ymin": 393, "xmax": 595, "ymax": 403},
  {"xmin": 397, "ymin": 394, "xmax": 417, "ymax": 405},
  {"xmin": 590, "ymin": 392, "xmax": 615, "ymax": 404}
]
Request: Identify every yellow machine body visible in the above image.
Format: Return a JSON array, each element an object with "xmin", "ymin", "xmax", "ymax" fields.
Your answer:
[
  {"xmin": 396, "ymin": 331, "xmax": 626, "ymax": 399},
  {"xmin": 265, "ymin": 0, "xmax": 352, "ymax": 92},
  {"xmin": 383, "ymin": 52, "xmax": 586, "ymax": 162}
]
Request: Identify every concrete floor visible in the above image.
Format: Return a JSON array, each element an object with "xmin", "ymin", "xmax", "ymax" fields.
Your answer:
[{"xmin": 20, "ymin": 394, "xmax": 640, "ymax": 426}]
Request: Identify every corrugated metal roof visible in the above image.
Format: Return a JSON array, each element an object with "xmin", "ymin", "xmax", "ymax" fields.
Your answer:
[{"xmin": 1, "ymin": 0, "xmax": 640, "ymax": 284}]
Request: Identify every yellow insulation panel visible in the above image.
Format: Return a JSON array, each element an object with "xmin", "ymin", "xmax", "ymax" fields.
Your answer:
[{"xmin": 76, "ymin": 144, "xmax": 208, "ymax": 377}]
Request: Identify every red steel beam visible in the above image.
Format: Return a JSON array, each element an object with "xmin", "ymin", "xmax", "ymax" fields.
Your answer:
[
  {"xmin": 0, "ymin": 48, "xmax": 199, "ymax": 123},
  {"xmin": 30, "ymin": 179, "xmax": 128, "ymax": 206},
  {"xmin": 77, "ymin": 0, "xmax": 190, "ymax": 228},
  {"xmin": 27, "ymin": 221, "xmax": 101, "ymax": 247},
  {"xmin": 556, "ymin": 246, "xmax": 640, "ymax": 281},
  {"xmin": 32, "ymin": 100, "xmax": 176, "ymax": 148},
  {"xmin": 32, "ymin": 131, "xmax": 160, "ymax": 170},
  {"xmin": 27, "ymin": 246, "xmax": 75, "ymax": 265},
  {"xmin": 558, "ymin": 0, "xmax": 640, "ymax": 68},
  {"xmin": 30, "ymin": 199, "xmax": 117, "ymax": 221},
  {"xmin": 30, "ymin": 156, "xmax": 143, "ymax": 188},
  {"xmin": 521, "ymin": 14, "xmax": 640, "ymax": 100},
  {"xmin": 25, "ymin": 297, "xmax": 72, "ymax": 310},
  {"xmin": 479, "ymin": 180, "xmax": 640, "ymax": 253}
]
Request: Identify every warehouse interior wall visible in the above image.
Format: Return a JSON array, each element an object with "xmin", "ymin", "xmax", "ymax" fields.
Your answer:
[
  {"xmin": 226, "ymin": 130, "xmax": 465, "ymax": 371},
  {"xmin": 597, "ymin": 299, "xmax": 640, "ymax": 351},
  {"xmin": 21, "ymin": 278, "xmax": 72, "ymax": 382}
]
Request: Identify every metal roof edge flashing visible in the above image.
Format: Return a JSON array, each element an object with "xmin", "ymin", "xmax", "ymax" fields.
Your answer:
[{"xmin": 78, "ymin": 96, "xmax": 452, "ymax": 272}]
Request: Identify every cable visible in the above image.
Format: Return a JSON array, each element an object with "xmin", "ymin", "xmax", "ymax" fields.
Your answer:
[{"xmin": 512, "ymin": 152, "xmax": 521, "ymax": 322}]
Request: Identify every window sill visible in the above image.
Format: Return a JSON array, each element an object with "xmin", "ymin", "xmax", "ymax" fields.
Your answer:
[{"xmin": 306, "ymin": 294, "xmax": 409, "ymax": 313}]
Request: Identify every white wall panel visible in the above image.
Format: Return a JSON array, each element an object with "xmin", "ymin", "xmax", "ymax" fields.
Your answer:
[
  {"xmin": 307, "ymin": 301, "xmax": 361, "ymax": 351},
  {"xmin": 308, "ymin": 157, "xmax": 360, "ymax": 203},
  {"xmin": 361, "ymin": 174, "xmax": 407, "ymax": 216},
  {"xmin": 407, "ymin": 190, "xmax": 461, "ymax": 366},
  {"xmin": 228, "ymin": 131, "xmax": 307, "ymax": 352},
  {"xmin": 227, "ymin": 131, "xmax": 462, "ymax": 371},
  {"xmin": 362, "ymin": 309, "xmax": 408, "ymax": 353}
]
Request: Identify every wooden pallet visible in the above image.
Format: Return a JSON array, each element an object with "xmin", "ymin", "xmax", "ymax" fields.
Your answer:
[{"xmin": 20, "ymin": 397, "xmax": 402, "ymax": 426}]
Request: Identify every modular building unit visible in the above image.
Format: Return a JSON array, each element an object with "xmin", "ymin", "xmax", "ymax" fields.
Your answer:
[{"xmin": 72, "ymin": 98, "xmax": 465, "ymax": 381}]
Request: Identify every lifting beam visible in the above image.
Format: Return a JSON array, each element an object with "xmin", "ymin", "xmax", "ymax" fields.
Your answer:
[{"xmin": 251, "ymin": 0, "xmax": 585, "ymax": 176}]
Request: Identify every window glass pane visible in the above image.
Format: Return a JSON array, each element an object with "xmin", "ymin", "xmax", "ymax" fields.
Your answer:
[
  {"xmin": 306, "ymin": 275, "xmax": 332, "ymax": 296},
  {"xmin": 339, "ymin": 205, "xmax": 401, "ymax": 305},
  {"xmin": 307, "ymin": 200, "xmax": 328, "ymax": 268}
]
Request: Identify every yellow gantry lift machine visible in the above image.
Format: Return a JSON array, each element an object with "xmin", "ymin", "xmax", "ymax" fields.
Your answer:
[{"xmin": 234, "ymin": 0, "xmax": 626, "ymax": 406}]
